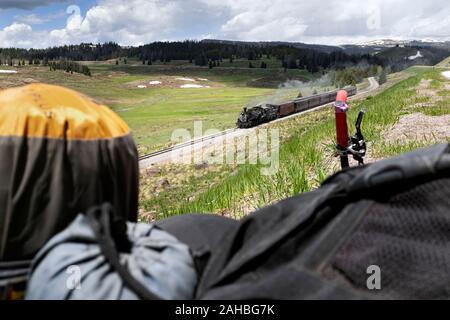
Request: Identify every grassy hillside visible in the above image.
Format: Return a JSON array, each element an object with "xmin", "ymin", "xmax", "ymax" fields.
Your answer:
[
  {"xmin": 436, "ymin": 56, "xmax": 450, "ymax": 68},
  {"xmin": 140, "ymin": 66, "xmax": 450, "ymax": 220}
]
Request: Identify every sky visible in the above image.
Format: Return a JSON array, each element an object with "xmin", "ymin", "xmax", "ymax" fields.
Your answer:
[{"xmin": 0, "ymin": 0, "xmax": 449, "ymax": 48}]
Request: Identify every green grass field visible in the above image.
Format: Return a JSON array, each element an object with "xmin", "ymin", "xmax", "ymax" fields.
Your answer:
[
  {"xmin": 119, "ymin": 86, "xmax": 276, "ymax": 151},
  {"xmin": 90, "ymin": 56, "xmax": 305, "ymax": 71}
]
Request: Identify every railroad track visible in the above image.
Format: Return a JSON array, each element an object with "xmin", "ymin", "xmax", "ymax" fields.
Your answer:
[
  {"xmin": 139, "ymin": 128, "xmax": 237, "ymax": 161},
  {"xmin": 139, "ymin": 77, "xmax": 379, "ymax": 166}
]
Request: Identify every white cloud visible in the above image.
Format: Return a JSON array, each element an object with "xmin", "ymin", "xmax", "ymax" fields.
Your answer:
[
  {"xmin": 0, "ymin": 0, "xmax": 184, "ymax": 48},
  {"xmin": 0, "ymin": 23, "xmax": 35, "ymax": 47},
  {"xmin": 1, "ymin": 0, "xmax": 450, "ymax": 48},
  {"xmin": 42, "ymin": 0, "xmax": 184, "ymax": 46},
  {"xmin": 214, "ymin": 0, "xmax": 450, "ymax": 44},
  {"xmin": 3, "ymin": 22, "xmax": 32, "ymax": 34},
  {"xmin": 219, "ymin": 2, "xmax": 310, "ymax": 41},
  {"xmin": 221, "ymin": 14, "xmax": 308, "ymax": 41}
]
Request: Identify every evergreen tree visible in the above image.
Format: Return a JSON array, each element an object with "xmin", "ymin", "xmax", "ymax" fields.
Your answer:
[
  {"xmin": 195, "ymin": 53, "xmax": 207, "ymax": 66},
  {"xmin": 49, "ymin": 59, "xmax": 91, "ymax": 76}
]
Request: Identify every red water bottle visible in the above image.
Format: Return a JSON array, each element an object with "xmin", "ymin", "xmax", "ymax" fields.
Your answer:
[{"xmin": 335, "ymin": 90, "xmax": 349, "ymax": 168}]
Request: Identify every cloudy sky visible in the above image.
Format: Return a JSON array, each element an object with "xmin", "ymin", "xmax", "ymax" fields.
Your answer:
[{"xmin": 0, "ymin": 0, "xmax": 449, "ymax": 48}]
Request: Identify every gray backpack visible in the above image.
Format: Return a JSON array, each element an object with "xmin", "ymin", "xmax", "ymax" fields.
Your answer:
[{"xmin": 25, "ymin": 204, "xmax": 197, "ymax": 300}]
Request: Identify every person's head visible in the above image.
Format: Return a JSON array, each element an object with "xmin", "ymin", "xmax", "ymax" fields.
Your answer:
[{"xmin": 0, "ymin": 84, "xmax": 139, "ymax": 261}]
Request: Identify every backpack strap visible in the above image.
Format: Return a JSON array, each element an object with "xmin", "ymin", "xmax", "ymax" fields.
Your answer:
[{"xmin": 85, "ymin": 203, "xmax": 162, "ymax": 300}]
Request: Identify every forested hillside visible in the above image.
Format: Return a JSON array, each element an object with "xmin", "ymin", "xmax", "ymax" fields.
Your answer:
[{"xmin": 0, "ymin": 40, "xmax": 380, "ymax": 73}]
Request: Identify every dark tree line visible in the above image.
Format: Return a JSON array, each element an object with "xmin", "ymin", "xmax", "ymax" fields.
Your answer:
[
  {"xmin": 0, "ymin": 40, "xmax": 384, "ymax": 73},
  {"xmin": 130, "ymin": 41, "xmax": 385, "ymax": 71},
  {"xmin": 2, "ymin": 40, "xmax": 446, "ymax": 77},
  {"xmin": 49, "ymin": 60, "xmax": 91, "ymax": 76},
  {"xmin": 0, "ymin": 42, "xmax": 122, "ymax": 62}
]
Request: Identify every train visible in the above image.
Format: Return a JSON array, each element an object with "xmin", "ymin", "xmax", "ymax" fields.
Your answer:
[{"xmin": 236, "ymin": 86, "xmax": 357, "ymax": 128}]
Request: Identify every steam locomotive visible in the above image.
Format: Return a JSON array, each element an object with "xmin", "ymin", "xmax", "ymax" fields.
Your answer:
[{"xmin": 236, "ymin": 86, "xmax": 357, "ymax": 128}]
